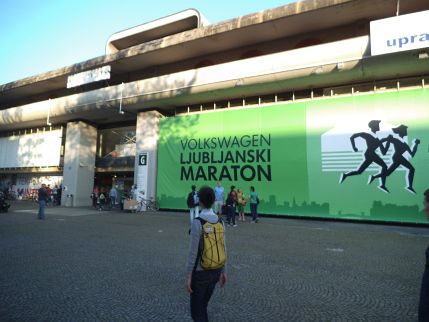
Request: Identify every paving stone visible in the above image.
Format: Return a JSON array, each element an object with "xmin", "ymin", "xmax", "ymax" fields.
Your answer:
[{"xmin": 0, "ymin": 201, "xmax": 427, "ymax": 321}]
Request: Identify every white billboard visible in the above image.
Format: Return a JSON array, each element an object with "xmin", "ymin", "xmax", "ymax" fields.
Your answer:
[
  {"xmin": 370, "ymin": 10, "xmax": 429, "ymax": 56},
  {"xmin": 0, "ymin": 130, "xmax": 62, "ymax": 168},
  {"xmin": 67, "ymin": 65, "xmax": 111, "ymax": 88}
]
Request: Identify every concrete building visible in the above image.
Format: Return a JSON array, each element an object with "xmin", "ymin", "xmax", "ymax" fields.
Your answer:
[{"xmin": 1, "ymin": 0, "xmax": 429, "ymax": 223}]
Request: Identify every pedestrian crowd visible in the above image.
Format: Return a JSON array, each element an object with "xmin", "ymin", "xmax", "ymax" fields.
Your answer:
[
  {"xmin": 90, "ymin": 185, "xmax": 130, "ymax": 211},
  {"xmin": 187, "ymin": 181, "xmax": 260, "ymax": 227}
]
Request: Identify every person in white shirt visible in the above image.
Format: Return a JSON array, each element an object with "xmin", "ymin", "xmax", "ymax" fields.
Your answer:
[
  {"xmin": 131, "ymin": 184, "xmax": 138, "ymax": 200},
  {"xmin": 213, "ymin": 181, "xmax": 224, "ymax": 216},
  {"xmin": 109, "ymin": 186, "xmax": 118, "ymax": 209}
]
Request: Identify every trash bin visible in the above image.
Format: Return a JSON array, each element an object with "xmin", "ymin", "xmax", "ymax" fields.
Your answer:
[{"xmin": 65, "ymin": 194, "xmax": 73, "ymax": 207}]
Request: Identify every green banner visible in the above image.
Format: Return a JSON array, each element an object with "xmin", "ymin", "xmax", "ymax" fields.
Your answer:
[{"xmin": 157, "ymin": 88, "xmax": 429, "ymax": 224}]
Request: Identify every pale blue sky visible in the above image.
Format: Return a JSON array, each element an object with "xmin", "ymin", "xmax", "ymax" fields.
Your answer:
[{"xmin": 0, "ymin": 0, "xmax": 295, "ymax": 85}]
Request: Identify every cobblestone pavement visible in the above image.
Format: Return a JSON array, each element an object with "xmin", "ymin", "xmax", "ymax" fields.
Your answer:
[{"xmin": 1, "ymin": 201, "xmax": 428, "ymax": 321}]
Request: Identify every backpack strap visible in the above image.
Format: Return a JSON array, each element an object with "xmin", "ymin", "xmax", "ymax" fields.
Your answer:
[{"xmin": 193, "ymin": 217, "xmax": 206, "ymax": 271}]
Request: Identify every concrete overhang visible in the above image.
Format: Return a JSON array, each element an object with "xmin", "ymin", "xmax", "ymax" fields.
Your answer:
[
  {"xmin": 106, "ymin": 9, "xmax": 209, "ymax": 54},
  {"xmin": 1, "ymin": 0, "xmax": 428, "ymax": 109},
  {"xmin": 2, "ymin": 35, "xmax": 429, "ymax": 132}
]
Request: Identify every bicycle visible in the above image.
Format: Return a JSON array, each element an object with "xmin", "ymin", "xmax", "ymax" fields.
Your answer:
[{"xmin": 138, "ymin": 197, "xmax": 159, "ymax": 212}]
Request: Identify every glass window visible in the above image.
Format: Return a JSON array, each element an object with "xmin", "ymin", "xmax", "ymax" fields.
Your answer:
[{"xmin": 97, "ymin": 126, "xmax": 136, "ymax": 159}]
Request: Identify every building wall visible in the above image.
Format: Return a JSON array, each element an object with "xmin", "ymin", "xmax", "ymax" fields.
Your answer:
[
  {"xmin": 0, "ymin": 129, "xmax": 62, "ymax": 168},
  {"xmin": 157, "ymin": 87, "xmax": 429, "ymax": 224}
]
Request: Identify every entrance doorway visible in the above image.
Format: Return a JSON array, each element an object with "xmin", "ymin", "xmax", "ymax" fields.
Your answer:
[{"xmin": 94, "ymin": 172, "xmax": 134, "ymax": 196}]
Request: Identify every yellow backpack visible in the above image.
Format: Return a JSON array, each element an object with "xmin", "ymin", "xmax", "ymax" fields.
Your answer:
[{"xmin": 197, "ymin": 218, "xmax": 226, "ymax": 270}]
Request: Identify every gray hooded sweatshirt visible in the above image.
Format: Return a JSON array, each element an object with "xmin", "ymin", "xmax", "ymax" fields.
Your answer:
[{"xmin": 186, "ymin": 208, "xmax": 227, "ymax": 274}]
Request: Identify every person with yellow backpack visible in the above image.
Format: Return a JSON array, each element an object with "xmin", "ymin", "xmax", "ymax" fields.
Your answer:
[{"xmin": 186, "ymin": 186, "xmax": 227, "ymax": 322}]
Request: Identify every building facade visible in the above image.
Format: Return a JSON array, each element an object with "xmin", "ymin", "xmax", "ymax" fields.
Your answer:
[{"xmin": 1, "ymin": 0, "xmax": 429, "ymax": 223}]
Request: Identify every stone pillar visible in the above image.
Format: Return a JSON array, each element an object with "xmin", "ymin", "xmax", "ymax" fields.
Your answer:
[
  {"xmin": 134, "ymin": 111, "xmax": 162, "ymax": 204},
  {"xmin": 62, "ymin": 121, "xmax": 97, "ymax": 207}
]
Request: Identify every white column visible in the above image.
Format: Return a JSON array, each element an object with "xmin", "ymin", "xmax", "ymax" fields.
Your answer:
[
  {"xmin": 134, "ymin": 111, "xmax": 162, "ymax": 206},
  {"xmin": 62, "ymin": 121, "xmax": 97, "ymax": 207}
]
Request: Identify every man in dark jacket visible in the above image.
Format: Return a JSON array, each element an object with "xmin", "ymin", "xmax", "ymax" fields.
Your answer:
[
  {"xmin": 187, "ymin": 185, "xmax": 199, "ymax": 225},
  {"xmin": 38, "ymin": 184, "xmax": 48, "ymax": 220},
  {"xmin": 226, "ymin": 186, "xmax": 237, "ymax": 227}
]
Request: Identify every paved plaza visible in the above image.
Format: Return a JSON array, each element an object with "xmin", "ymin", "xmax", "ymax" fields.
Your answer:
[{"xmin": 1, "ymin": 201, "xmax": 428, "ymax": 321}]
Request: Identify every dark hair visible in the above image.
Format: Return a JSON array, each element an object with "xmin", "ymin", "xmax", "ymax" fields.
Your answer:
[
  {"xmin": 198, "ymin": 186, "xmax": 215, "ymax": 209},
  {"xmin": 191, "ymin": 185, "xmax": 196, "ymax": 191},
  {"xmin": 250, "ymin": 186, "xmax": 255, "ymax": 191},
  {"xmin": 424, "ymin": 189, "xmax": 429, "ymax": 204},
  {"xmin": 230, "ymin": 186, "xmax": 235, "ymax": 191}
]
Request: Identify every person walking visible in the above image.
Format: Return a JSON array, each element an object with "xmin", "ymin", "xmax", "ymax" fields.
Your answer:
[
  {"xmin": 214, "ymin": 181, "xmax": 224, "ymax": 216},
  {"xmin": 46, "ymin": 184, "xmax": 52, "ymax": 206},
  {"xmin": 57, "ymin": 185, "xmax": 62, "ymax": 206},
  {"xmin": 419, "ymin": 189, "xmax": 429, "ymax": 321},
  {"xmin": 52, "ymin": 185, "xmax": 58, "ymax": 205},
  {"xmin": 91, "ymin": 187, "xmax": 98, "ymax": 208},
  {"xmin": 187, "ymin": 185, "xmax": 199, "ymax": 225},
  {"xmin": 131, "ymin": 184, "xmax": 138, "ymax": 200},
  {"xmin": 109, "ymin": 185, "xmax": 118, "ymax": 209},
  {"xmin": 37, "ymin": 184, "xmax": 48, "ymax": 220},
  {"xmin": 249, "ymin": 186, "xmax": 259, "ymax": 223},
  {"xmin": 98, "ymin": 190, "xmax": 106, "ymax": 211},
  {"xmin": 237, "ymin": 188, "xmax": 246, "ymax": 222},
  {"xmin": 186, "ymin": 186, "xmax": 227, "ymax": 322},
  {"xmin": 226, "ymin": 186, "xmax": 237, "ymax": 227}
]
